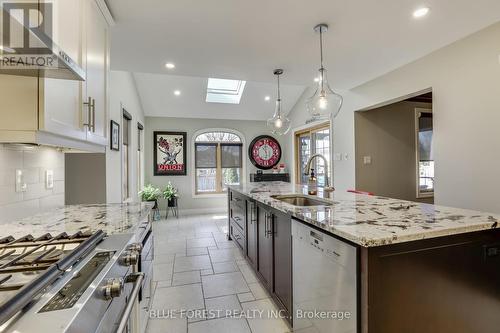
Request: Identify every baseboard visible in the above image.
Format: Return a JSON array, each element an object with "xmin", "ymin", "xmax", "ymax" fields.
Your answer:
[{"xmin": 160, "ymin": 207, "xmax": 227, "ymax": 216}]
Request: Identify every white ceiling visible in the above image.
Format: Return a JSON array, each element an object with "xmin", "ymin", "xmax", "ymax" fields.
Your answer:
[
  {"xmin": 132, "ymin": 73, "xmax": 306, "ymax": 120},
  {"xmin": 106, "ymin": 0, "xmax": 500, "ymax": 119}
]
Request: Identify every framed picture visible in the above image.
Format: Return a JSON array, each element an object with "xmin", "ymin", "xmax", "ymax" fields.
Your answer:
[
  {"xmin": 110, "ymin": 120, "xmax": 120, "ymax": 151},
  {"xmin": 154, "ymin": 131, "xmax": 187, "ymax": 176}
]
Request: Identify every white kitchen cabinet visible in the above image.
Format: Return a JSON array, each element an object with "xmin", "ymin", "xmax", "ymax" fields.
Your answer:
[
  {"xmin": 83, "ymin": 0, "xmax": 109, "ymax": 146},
  {"xmin": 39, "ymin": 0, "xmax": 86, "ymax": 142},
  {"xmin": 0, "ymin": 0, "xmax": 111, "ymax": 150}
]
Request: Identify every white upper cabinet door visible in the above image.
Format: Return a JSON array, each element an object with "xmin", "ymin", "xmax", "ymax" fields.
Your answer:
[
  {"xmin": 39, "ymin": 0, "xmax": 87, "ymax": 141},
  {"xmin": 84, "ymin": 0, "xmax": 109, "ymax": 145}
]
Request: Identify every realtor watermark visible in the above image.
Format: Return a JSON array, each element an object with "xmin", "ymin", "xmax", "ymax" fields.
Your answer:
[
  {"xmin": 149, "ymin": 309, "xmax": 352, "ymax": 321},
  {"xmin": 0, "ymin": 0, "xmax": 59, "ymax": 69}
]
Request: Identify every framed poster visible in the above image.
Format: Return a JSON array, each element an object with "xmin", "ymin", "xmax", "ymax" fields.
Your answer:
[
  {"xmin": 154, "ymin": 131, "xmax": 187, "ymax": 176},
  {"xmin": 110, "ymin": 120, "xmax": 120, "ymax": 151}
]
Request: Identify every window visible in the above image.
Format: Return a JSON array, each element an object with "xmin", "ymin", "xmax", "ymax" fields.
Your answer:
[
  {"xmin": 122, "ymin": 110, "xmax": 132, "ymax": 201},
  {"xmin": 206, "ymin": 78, "xmax": 246, "ymax": 104},
  {"xmin": 416, "ymin": 109, "xmax": 434, "ymax": 197},
  {"xmin": 295, "ymin": 123, "xmax": 330, "ymax": 186},
  {"xmin": 137, "ymin": 122, "xmax": 144, "ymax": 193},
  {"xmin": 195, "ymin": 131, "xmax": 243, "ymax": 194}
]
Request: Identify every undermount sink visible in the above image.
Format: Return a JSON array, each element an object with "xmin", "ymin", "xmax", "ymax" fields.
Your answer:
[{"xmin": 270, "ymin": 194, "xmax": 332, "ymax": 207}]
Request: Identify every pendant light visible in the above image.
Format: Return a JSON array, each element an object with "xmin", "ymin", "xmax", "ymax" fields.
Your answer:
[
  {"xmin": 306, "ymin": 23, "xmax": 343, "ymax": 120},
  {"xmin": 266, "ymin": 69, "xmax": 291, "ymax": 135}
]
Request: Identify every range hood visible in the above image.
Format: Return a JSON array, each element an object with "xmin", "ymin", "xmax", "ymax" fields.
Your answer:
[{"xmin": 0, "ymin": 3, "xmax": 85, "ymax": 81}]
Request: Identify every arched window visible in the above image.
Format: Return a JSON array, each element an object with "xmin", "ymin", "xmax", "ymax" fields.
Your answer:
[{"xmin": 194, "ymin": 130, "xmax": 243, "ymax": 194}]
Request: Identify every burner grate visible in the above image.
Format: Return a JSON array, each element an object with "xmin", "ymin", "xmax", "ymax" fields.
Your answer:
[{"xmin": 0, "ymin": 230, "xmax": 106, "ymax": 326}]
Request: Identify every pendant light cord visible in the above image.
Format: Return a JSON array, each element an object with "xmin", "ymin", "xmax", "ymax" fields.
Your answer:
[
  {"xmin": 319, "ymin": 28, "xmax": 324, "ymax": 70},
  {"xmin": 319, "ymin": 27, "xmax": 325, "ymax": 91},
  {"xmin": 277, "ymin": 74, "xmax": 281, "ymax": 100}
]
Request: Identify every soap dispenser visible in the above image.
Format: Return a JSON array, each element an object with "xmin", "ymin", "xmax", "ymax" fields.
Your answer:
[{"xmin": 307, "ymin": 168, "xmax": 318, "ymax": 195}]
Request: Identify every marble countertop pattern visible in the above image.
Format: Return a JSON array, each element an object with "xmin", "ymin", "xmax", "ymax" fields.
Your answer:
[
  {"xmin": 1, "ymin": 202, "xmax": 154, "ymax": 239},
  {"xmin": 229, "ymin": 182, "xmax": 500, "ymax": 247}
]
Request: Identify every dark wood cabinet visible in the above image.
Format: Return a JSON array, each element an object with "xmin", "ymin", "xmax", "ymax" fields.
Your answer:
[
  {"xmin": 257, "ymin": 203, "xmax": 274, "ymax": 291},
  {"xmin": 246, "ymin": 200, "xmax": 258, "ymax": 269},
  {"xmin": 272, "ymin": 209, "xmax": 292, "ymax": 316},
  {"xmin": 228, "ymin": 190, "xmax": 293, "ymax": 326}
]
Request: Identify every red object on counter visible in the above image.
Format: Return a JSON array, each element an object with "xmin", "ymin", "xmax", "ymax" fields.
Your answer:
[{"xmin": 347, "ymin": 189, "xmax": 374, "ymax": 196}]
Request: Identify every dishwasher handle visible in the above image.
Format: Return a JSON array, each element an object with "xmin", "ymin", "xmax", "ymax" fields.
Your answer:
[{"xmin": 116, "ymin": 272, "xmax": 144, "ymax": 333}]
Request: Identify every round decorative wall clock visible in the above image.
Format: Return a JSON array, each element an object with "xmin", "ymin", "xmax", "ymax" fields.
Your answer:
[{"xmin": 248, "ymin": 135, "xmax": 282, "ymax": 170}]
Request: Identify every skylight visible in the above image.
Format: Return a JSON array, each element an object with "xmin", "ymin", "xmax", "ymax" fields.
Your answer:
[{"xmin": 206, "ymin": 78, "xmax": 246, "ymax": 104}]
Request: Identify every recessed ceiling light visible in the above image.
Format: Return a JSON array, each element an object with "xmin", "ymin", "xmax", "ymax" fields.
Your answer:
[
  {"xmin": 165, "ymin": 62, "xmax": 175, "ymax": 69},
  {"xmin": 413, "ymin": 7, "xmax": 430, "ymax": 18},
  {"xmin": 265, "ymin": 96, "xmax": 271, "ymax": 101},
  {"xmin": 174, "ymin": 90, "xmax": 181, "ymax": 96}
]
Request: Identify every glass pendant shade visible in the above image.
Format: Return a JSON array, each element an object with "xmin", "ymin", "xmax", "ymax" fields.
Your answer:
[
  {"xmin": 267, "ymin": 99, "xmax": 291, "ymax": 135},
  {"xmin": 306, "ymin": 68, "xmax": 343, "ymax": 120},
  {"xmin": 266, "ymin": 69, "xmax": 291, "ymax": 135},
  {"xmin": 306, "ymin": 23, "xmax": 343, "ymax": 120}
]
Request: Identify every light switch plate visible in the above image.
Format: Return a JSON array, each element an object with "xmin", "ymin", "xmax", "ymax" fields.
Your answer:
[
  {"xmin": 363, "ymin": 156, "xmax": 372, "ymax": 164},
  {"xmin": 45, "ymin": 170, "xmax": 54, "ymax": 189},
  {"xmin": 15, "ymin": 169, "xmax": 27, "ymax": 192}
]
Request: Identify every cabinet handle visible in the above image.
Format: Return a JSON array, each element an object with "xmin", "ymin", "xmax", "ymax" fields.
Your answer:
[
  {"xmin": 91, "ymin": 98, "xmax": 96, "ymax": 132},
  {"xmin": 267, "ymin": 214, "xmax": 274, "ymax": 237},
  {"xmin": 83, "ymin": 96, "xmax": 92, "ymax": 129},
  {"xmin": 264, "ymin": 213, "xmax": 268, "ymax": 238}
]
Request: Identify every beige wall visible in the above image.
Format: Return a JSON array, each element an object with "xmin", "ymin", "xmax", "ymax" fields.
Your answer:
[
  {"xmin": 355, "ymin": 101, "xmax": 432, "ymax": 202},
  {"xmin": 286, "ymin": 21, "xmax": 500, "ymax": 213},
  {"xmin": 0, "ymin": 144, "xmax": 65, "ymax": 223}
]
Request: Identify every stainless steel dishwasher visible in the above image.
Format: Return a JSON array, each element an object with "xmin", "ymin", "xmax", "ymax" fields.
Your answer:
[{"xmin": 292, "ymin": 219, "xmax": 358, "ymax": 333}]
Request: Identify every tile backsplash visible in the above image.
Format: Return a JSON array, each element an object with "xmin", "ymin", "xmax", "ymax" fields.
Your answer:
[{"xmin": 0, "ymin": 144, "xmax": 64, "ymax": 224}]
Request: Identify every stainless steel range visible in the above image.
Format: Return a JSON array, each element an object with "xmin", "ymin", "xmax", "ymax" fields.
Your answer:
[{"xmin": 0, "ymin": 230, "xmax": 148, "ymax": 333}]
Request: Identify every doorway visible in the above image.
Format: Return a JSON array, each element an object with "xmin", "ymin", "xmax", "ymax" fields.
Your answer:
[{"xmin": 354, "ymin": 91, "xmax": 434, "ymax": 203}]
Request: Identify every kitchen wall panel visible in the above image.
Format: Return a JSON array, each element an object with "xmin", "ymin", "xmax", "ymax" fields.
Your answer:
[{"xmin": 0, "ymin": 144, "xmax": 64, "ymax": 224}]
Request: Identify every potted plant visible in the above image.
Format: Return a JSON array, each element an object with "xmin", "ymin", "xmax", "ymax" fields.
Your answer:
[
  {"xmin": 162, "ymin": 182, "xmax": 179, "ymax": 208},
  {"xmin": 138, "ymin": 184, "xmax": 161, "ymax": 209}
]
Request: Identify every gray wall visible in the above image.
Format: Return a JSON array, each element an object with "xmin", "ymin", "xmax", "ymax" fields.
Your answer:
[
  {"xmin": 285, "ymin": 21, "xmax": 500, "ymax": 213},
  {"xmin": 106, "ymin": 71, "xmax": 145, "ymax": 203},
  {"xmin": 145, "ymin": 117, "xmax": 287, "ymax": 213},
  {"xmin": 65, "ymin": 153, "xmax": 106, "ymax": 204},
  {"xmin": 355, "ymin": 101, "xmax": 433, "ymax": 202}
]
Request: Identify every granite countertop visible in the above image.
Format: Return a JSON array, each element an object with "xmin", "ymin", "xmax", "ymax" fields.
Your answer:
[
  {"xmin": 229, "ymin": 182, "xmax": 500, "ymax": 247},
  {"xmin": 1, "ymin": 202, "xmax": 154, "ymax": 239}
]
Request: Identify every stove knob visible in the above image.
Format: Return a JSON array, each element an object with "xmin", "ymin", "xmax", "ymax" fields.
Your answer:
[
  {"xmin": 127, "ymin": 243, "xmax": 142, "ymax": 252},
  {"xmin": 102, "ymin": 278, "xmax": 123, "ymax": 300},
  {"xmin": 120, "ymin": 251, "xmax": 139, "ymax": 266}
]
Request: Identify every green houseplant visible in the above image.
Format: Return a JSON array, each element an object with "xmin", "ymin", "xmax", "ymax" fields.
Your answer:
[
  {"xmin": 162, "ymin": 182, "xmax": 179, "ymax": 207},
  {"xmin": 139, "ymin": 184, "xmax": 161, "ymax": 209}
]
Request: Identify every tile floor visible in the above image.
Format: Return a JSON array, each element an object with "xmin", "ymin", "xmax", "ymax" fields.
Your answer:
[{"xmin": 146, "ymin": 214, "xmax": 292, "ymax": 333}]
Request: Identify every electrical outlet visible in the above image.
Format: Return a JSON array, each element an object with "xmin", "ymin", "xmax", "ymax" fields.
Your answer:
[
  {"xmin": 15, "ymin": 169, "xmax": 27, "ymax": 192},
  {"xmin": 45, "ymin": 170, "xmax": 54, "ymax": 189}
]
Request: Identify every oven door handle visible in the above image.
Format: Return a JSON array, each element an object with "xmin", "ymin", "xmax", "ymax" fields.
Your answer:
[{"xmin": 116, "ymin": 272, "xmax": 145, "ymax": 333}]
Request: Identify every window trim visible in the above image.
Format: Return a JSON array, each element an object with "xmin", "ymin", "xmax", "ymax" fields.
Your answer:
[
  {"xmin": 294, "ymin": 121, "xmax": 331, "ymax": 185},
  {"xmin": 415, "ymin": 108, "xmax": 434, "ymax": 199},
  {"xmin": 191, "ymin": 128, "xmax": 246, "ymax": 198}
]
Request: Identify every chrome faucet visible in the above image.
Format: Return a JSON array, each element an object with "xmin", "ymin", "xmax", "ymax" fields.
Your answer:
[{"xmin": 304, "ymin": 154, "xmax": 334, "ymax": 192}]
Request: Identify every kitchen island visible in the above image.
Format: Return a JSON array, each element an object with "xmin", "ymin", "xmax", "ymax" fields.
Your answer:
[{"xmin": 227, "ymin": 181, "xmax": 500, "ymax": 333}]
